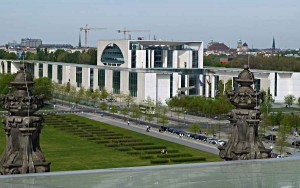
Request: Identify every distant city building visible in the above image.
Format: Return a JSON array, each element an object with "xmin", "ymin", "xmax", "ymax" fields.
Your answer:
[
  {"xmin": 40, "ymin": 44, "xmax": 73, "ymax": 49},
  {"xmin": 237, "ymin": 40, "xmax": 249, "ymax": 55},
  {"xmin": 206, "ymin": 41, "xmax": 230, "ymax": 55},
  {"xmin": 20, "ymin": 38, "xmax": 42, "ymax": 48}
]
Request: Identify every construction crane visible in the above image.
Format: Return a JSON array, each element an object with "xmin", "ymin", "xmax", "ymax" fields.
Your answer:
[
  {"xmin": 117, "ymin": 28, "xmax": 150, "ymax": 40},
  {"xmin": 80, "ymin": 24, "xmax": 106, "ymax": 48}
]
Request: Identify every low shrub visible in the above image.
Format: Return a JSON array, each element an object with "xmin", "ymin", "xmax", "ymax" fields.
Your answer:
[
  {"xmin": 150, "ymin": 159, "xmax": 169, "ymax": 164},
  {"xmin": 95, "ymin": 140, "xmax": 110, "ymax": 144},
  {"xmin": 115, "ymin": 147, "xmax": 131, "ymax": 151},
  {"xmin": 157, "ymin": 153, "xmax": 192, "ymax": 158},
  {"xmin": 170, "ymin": 157, "xmax": 206, "ymax": 162},
  {"xmin": 133, "ymin": 145, "xmax": 166, "ymax": 150},
  {"xmin": 140, "ymin": 155, "xmax": 154, "ymax": 159},
  {"xmin": 105, "ymin": 143, "xmax": 120, "ymax": 147},
  {"xmin": 127, "ymin": 151, "xmax": 141, "ymax": 155},
  {"xmin": 121, "ymin": 142, "xmax": 153, "ymax": 146}
]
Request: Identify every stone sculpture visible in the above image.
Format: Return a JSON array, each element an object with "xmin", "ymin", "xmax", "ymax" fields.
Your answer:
[
  {"xmin": 0, "ymin": 64, "xmax": 50, "ymax": 174},
  {"xmin": 218, "ymin": 65, "xmax": 271, "ymax": 160}
]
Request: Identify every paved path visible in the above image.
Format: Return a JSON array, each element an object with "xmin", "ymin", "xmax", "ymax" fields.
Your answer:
[{"xmin": 78, "ymin": 112, "xmax": 219, "ymax": 155}]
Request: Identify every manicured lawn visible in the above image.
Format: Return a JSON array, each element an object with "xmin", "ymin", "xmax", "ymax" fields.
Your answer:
[{"xmin": 0, "ymin": 114, "xmax": 221, "ymax": 172}]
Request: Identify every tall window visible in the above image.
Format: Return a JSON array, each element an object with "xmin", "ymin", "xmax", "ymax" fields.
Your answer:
[
  {"xmin": 167, "ymin": 50, "xmax": 173, "ymax": 68},
  {"xmin": 90, "ymin": 68, "xmax": 94, "ymax": 90},
  {"xmin": 113, "ymin": 71, "xmax": 120, "ymax": 94},
  {"xmin": 129, "ymin": 72, "xmax": 137, "ymax": 97},
  {"xmin": 39, "ymin": 63, "xmax": 43, "ymax": 78},
  {"xmin": 192, "ymin": 51, "xmax": 198, "ymax": 68},
  {"xmin": 76, "ymin": 67, "xmax": 82, "ymax": 87},
  {"xmin": 189, "ymin": 75, "xmax": 197, "ymax": 95},
  {"xmin": 7, "ymin": 61, "xmax": 11, "ymax": 74},
  {"xmin": 274, "ymin": 72, "xmax": 277, "ymax": 97},
  {"xmin": 154, "ymin": 50, "xmax": 163, "ymax": 68},
  {"xmin": 131, "ymin": 50, "xmax": 136, "ymax": 68},
  {"xmin": 57, "ymin": 65, "xmax": 63, "ymax": 84},
  {"xmin": 98, "ymin": 69, "xmax": 105, "ymax": 90},
  {"xmin": 48, "ymin": 64, "xmax": 52, "ymax": 80},
  {"xmin": 170, "ymin": 74, "xmax": 173, "ymax": 98}
]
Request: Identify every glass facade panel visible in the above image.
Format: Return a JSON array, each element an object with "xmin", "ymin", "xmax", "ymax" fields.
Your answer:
[
  {"xmin": 131, "ymin": 50, "xmax": 136, "ymax": 68},
  {"xmin": 57, "ymin": 65, "xmax": 63, "ymax": 84},
  {"xmin": 233, "ymin": 77, "xmax": 238, "ymax": 91},
  {"xmin": 167, "ymin": 50, "xmax": 173, "ymax": 68},
  {"xmin": 101, "ymin": 43, "xmax": 125, "ymax": 66},
  {"xmin": 39, "ymin": 63, "xmax": 43, "ymax": 78},
  {"xmin": 192, "ymin": 50, "xmax": 198, "ymax": 68},
  {"xmin": 254, "ymin": 79, "xmax": 261, "ymax": 92},
  {"xmin": 7, "ymin": 61, "xmax": 11, "ymax": 73},
  {"xmin": 154, "ymin": 50, "xmax": 163, "ymax": 68},
  {"xmin": 275, "ymin": 72, "xmax": 277, "ymax": 96},
  {"xmin": 170, "ymin": 74, "xmax": 173, "ymax": 98},
  {"xmin": 48, "ymin": 64, "xmax": 52, "ymax": 80},
  {"xmin": 113, "ymin": 70, "xmax": 120, "ymax": 94},
  {"xmin": 25, "ymin": 62, "xmax": 34, "ymax": 77},
  {"xmin": 189, "ymin": 75, "xmax": 197, "ymax": 95},
  {"xmin": 98, "ymin": 69, "xmax": 105, "ymax": 90},
  {"xmin": 90, "ymin": 68, "xmax": 94, "ymax": 89},
  {"xmin": 129, "ymin": 72, "xmax": 137, "ymax": 97},
  {"xmin": 76, "ymin": 67, "xmax": 82, "ymax": 87}
]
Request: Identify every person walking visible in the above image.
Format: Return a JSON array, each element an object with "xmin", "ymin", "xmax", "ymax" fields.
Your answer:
[{"xmin": 127, "ymin": 120, "xmax": 130, "ymax": 126}]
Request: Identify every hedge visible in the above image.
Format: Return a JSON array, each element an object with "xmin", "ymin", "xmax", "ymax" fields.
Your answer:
[
  {"xmin": 140, "ymin": 155, "xmax": 155, "ymax": 159},
  {"xmin": 157, "ymin": 153, "xmax": 192, "ymax": 158},
  {"xmin": 170, "ymin": 157, "xmax": 206, "ymax": 162},
  {"xmin": 115, "ymin": 147, "xmax": 131, "ymax": 151},
  {"xmin": 127, "ymin": 151, "xmax": 141, "ymax": 155},
  {"xmin": 133, "ymin": 146, "xmax": 166, "ymax": 150},
  {"xmin": 150, "ymin": 159, "xmax": 169, "ymax": 164}
]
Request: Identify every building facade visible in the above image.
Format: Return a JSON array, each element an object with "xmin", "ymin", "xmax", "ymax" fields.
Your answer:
[{"xmin": 1, "ymin": 39, "xmax": 299, "ymax": 104}]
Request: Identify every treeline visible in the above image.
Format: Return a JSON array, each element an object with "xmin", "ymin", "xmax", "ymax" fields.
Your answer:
[
  {"xmin": 166, "ymin": 96, "xmax": 233, "ymax": 117},
  {"xmin": 204, "ymin": 55, "xmax": 300, "ymax": 72},
  {"xmin": 0, "ymin": 48, "xmax": 97, "ymax": 65}
]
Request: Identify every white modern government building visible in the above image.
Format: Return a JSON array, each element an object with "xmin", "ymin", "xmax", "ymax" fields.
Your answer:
[{"xmin": 0, "ymin": 39, "xmax": 300, "ymax": 103}]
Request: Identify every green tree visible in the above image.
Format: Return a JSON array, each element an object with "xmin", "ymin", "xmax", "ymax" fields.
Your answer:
[
  {"xmin": 120, "ymin": 107, "xmax": 129, "ymax": 121},
  {"xmin": 277, "ymin": 115, "xmax": 292, "ymax": 155},
  {"xmin": 77, "ymin": 52, "xmax": 91, "ymax": 64},
  {"xmin": 225, "ymin": 79, "xmax": 232, "ymax": 92},
  {"xmin": 0, "ymin": 49, "xmax": 8, "ymax": 59},
  {"xmin": 87, "ymin": 48, "xmax": 97, "ymax": 65},
  {"xmin": 130, "ymin": 104, "xmax": 142, "ymax": 124},
  {"xmin": 284, "ymin": 94, "xmax": 296, "ymax": 107},
  {"xmin": 189, "ymin": 123, "xmax": 200, "ymax": 133},
  {"xmin": 109, "ymin": 105, "xmax": 118, "ymax": 119},
  {"xmin": 100, "ymin": 88, "xmax": 109, "ymax": 99},
  {"xmin": 99, "ymin": 101, "xmax": 107, "ymax": 111},
  {"xmin": 145, "ymin": 113, "xmax": 154, "ymax": 126},
  {"xmin": 158, "ymin": 106, "xmax": 169, "ymax": 126},
  {"xmin": 32, "ymin": 77, "xmax": 53, "ymax": 100},
  {"xmin": 4, "ymin": 52, "xmax": 18, "ymax": 60},
  {"xmin": 297, "ymin": 97, "xmax": 300, "ymax": 108},
  {"xmin": 0, "ymin": 73, "xmax": 14, "ymax": 94}
]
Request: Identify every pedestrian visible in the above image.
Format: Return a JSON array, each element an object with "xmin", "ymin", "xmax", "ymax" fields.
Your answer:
[{"xmin": 127, "ymin": 120, "xmax": 130, "ymax": 126}]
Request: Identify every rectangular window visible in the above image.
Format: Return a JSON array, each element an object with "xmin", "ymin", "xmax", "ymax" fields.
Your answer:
[
  {"xmin": 192, "ymin": 51, "xmax": 198, "ymax": 68},
  {"xmin": 90, "ymin": 68, "xmax": 94, "ymax": 90},
  {"xmin": 167, "ymin": 50, "xmax": 173, "ymax": 68},
  {"xmin": 215, "ymin": 75, "xmax": 219, "ymax": 92},
  {"xmin": 189, "ymin": 75, "xmax": 197, "ymax": 95},
  {"xmin": 39, "ymin": 63, "xmax": 43, "ymax": 78},
  {"xmin": 170, "ymin": 74, "xmax": 173, "ymax": 98},
  {"xmin": 274, "ymin": 72, "xmax": 277, "ymax": 96},
  {"xmin": 48, "ymin": 64, "xmax": 52, "ymax": 80},
  {"xmin": 131, "ymin": 50, "xmax": 136, "ymax": 68},
  {"xmin": 233, "ymin": 77, "xmax": 238, "ymax": 91},
  {"xmin": 98, "ymin": 69, "xmax": 105, "ymax": 90},
  {"xmin": 254, "ymin": 79, "xmax": 260, "ymax": 92},
  {"xmin": 25, "ymin": 62, "xmax": 34, "ymax": 77},
  {"xmin": 7, "ymin": 61, "xmax": 11, "ymax": 73},
  {"xmin": 57, "ymin": 65, "xmax": 63, "ymax": 84},
  {"xmin": 154, "ymin": 50, "xmax": 163, "ymax": 68},
  {"xmin": 113, "ymin": 70, "xmax": 120, "ymax": 94},
  {"xmin": 129, "ymin": 72, "xmax": 137, "ymax": 97},
  {"xmin": 146, "ymin": 50, "xmax": 149, "ymax": 68},
  {"xmin": 76, "ymin": 67, "xmax": 82, "ymax": 87}
]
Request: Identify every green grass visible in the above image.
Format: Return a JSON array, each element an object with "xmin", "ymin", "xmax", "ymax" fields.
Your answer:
[
  {"xmin": 0, "ymin": 114, "xmax": 221, "ymax": 172},
  {"xmin": 270, "ymin": 107, "xmax": 300, "ymax": 113}
]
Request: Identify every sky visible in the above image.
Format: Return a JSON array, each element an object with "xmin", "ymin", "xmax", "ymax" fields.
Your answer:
[{"xmin": 0, "ymin": 0, "xmax": 299, "ymax": 49}]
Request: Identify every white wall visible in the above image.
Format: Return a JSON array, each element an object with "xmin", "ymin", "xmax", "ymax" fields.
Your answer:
[
  {"xmin": 157, "ymin": 74, "xmax": 170, "ymax": 105},
  {"xmin": 144, "ymin": 73, "xmax": 157, "ymax": 102},
  {"xmin": 136, "ymin": 50, "xmax": 146, "ymax": 68}
]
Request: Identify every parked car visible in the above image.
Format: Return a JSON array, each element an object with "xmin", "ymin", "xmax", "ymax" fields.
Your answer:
[
  {"xmin": 264, "ymin": 134, "xmax": 276, "ymax": 141},
  {"xmin": 292, "ymin": 141, "xmax": 300, "ymax": 146},
  {"xmin": 194, "ymin": 134, "xmax": 208, "ymax": 141},
  {"xmin": 217, "ymin": 140, "xmax": 226, "ymax": 146}
]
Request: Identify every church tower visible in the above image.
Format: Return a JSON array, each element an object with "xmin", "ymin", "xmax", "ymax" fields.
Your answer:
[{"xmin": 272, "ymin": 36, "xmax": 275, "ymax": 51}]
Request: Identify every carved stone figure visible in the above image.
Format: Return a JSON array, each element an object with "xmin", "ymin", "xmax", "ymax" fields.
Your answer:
[
  {"xmin": 218, "ymin": 65, "xmax": 271, "ymax": 160},
  {"xmin": 0, "ymin": 64, "xmax": 50, "ymax": 174}
]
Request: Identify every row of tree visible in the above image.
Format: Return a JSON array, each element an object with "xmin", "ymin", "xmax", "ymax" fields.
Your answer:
[
  {"xmin": 204, "ymin": 55, "xmax": 300, "ymax": 72},
  {"xmin": 0, "ymin": 48, "xmax": 98, "ymax": 65}
]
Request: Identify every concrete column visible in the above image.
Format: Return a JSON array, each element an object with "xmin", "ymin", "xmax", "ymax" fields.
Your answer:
[
  {"xmin": 211, "ymin": 75, "xmax": 216, "ymax": 98},
  {"xmin": 185, "ymin": 75, "xmax": 189, "ymax": 95},
  {"xmin": 93, "ymin": 68, "xmax": 98, "ymax": 91},
  {"xmin": 82, "ymin": 67, "xmax": 89, "ymax": 90},
  {"xmin": 34, "ymin": 63, "xmax": 39, "ymax": 79},
  {"xmin": 53, "ymin": 64, "xmax": 58, "ymax": 82},
  {"xmin": 70, "ymin": 66, "xmax": 76, "ymax": 88},
  {"xmin": 121, "ymin": 70, "xmax": 129, "ymax": 94},
  {"xmin": 151, "ymin": 50, "xmax": 154, "ymax": 68},
  {"xmin": 205, "ymin": 75, "xmax": 210, "ymax": 97},
  {"xmin": 163, "ymin": 50, "xmax": 168, "ymax": 68},
  {"xmin": 106, "ymin": 69, "xmax": 113, "ymax": 93},
  {"xmin": 43, "ymin": 64, "xmax": 47, "ymax": 77}
]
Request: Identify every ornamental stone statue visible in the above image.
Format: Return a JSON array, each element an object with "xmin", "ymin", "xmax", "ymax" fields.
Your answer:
[
  {"xmin": 218, "ymin": 65, "xmax": 271, "ymax": 160},
  {"xmin": 0, "ymin": 64, "xmax": 50, "ymax": 174}
]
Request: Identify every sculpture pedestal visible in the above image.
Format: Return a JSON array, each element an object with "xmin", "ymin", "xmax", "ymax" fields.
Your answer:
[{"xmin": 219, "ymin": 109, "xmax": 271, "ymax": 160}]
